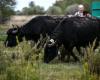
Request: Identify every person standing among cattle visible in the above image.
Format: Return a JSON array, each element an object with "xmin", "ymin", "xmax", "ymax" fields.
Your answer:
[
  {"xmin": 75, "ymin": 4, "xmax": 91, "ymax": 17},
  {"xmin": 74, "ymin": 4, "xmax": 85, "ymax": 17}
]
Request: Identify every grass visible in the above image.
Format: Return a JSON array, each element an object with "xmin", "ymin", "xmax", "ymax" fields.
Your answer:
[
  {"xmin": 0, "ymin": 25, "xmax": 7, "ymax": 41},
  {"xmin": 39, "ymin": 63, "xmax": 83, "ymax": 80},
  {"xmin": 0, "ymin": 40, "xmax": 84, "ymax": 80},
  {"xmin": 0, "ymin": 24, "xmax": 100, "ymax": 80}
]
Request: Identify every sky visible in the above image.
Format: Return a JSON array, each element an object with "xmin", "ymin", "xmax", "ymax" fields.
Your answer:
[{"xmin": 15, "ymin": 0, "xmax": 56, "ymax": 11}]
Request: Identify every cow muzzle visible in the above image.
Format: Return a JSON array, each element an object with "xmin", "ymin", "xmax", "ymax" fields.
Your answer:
[{"xmin": 48, "ymin": 39, "xmax": 56, "ymax": 47}]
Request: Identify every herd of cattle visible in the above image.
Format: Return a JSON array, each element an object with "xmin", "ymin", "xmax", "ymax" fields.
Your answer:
[{"xmin": 4, "ymin": 15, "xmax": 100, "ymax": 63}]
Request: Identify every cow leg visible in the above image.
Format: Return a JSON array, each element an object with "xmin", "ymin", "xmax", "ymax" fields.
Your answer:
[
  {"xmin": 60, "ymin": 48, "xmax": 78, "ymax": 62},
  {"xmin": 65, "ymin": 50, "xmax": 71, "ymax": 62},
  {"xmin": 60, "ymin": 48, "xmax": 71, "ymax": 62},
  {"xmin": 76, "ymin": 46, "xmax": 81, "ymax": 54},
  {"xmin": 60, "ymin": 44, "xmax": 73, "ymax": 62},
  {"xmin": 60, "ymin": 49, "xmax": 69, "ymax": 62},
  {"xmin": 68, "ymin": 48, "xmax": 79, "ymax": 62},
  {"xmin": 76, "ymin": 46, "xmax": 84, "ymax": 57},
  {"xmin": 71, "ymin": 51, "xmax": 79, "ymax": 62}
]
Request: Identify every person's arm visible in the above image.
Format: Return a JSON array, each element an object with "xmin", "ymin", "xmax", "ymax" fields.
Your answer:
[
  {"xmin": 74, "ymin": 12, "xmax": 78, "ymax": 16},
  {"xmin": 83, "ymin": 11, "xmax": 92, "ymax": 17},
  {"xmin": 87, "ymin": 13, "xmax": 92, "ymax": 17}
]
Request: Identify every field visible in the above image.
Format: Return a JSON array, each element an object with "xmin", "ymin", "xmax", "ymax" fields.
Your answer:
[{"xmin": 0, "ymin": 24, "xmax": 99, "ymax": 80}]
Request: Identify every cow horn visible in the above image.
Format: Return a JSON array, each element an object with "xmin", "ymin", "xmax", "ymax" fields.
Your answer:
[
  {"xmin": 12, "ymin": 24, "xmax": 15, "ymax": 28},
  {"xmin": 15, "ymin": 25, "xmax": 19, "ymax": 29}
]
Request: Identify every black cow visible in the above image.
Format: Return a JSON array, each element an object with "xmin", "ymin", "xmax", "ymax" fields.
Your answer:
[
  {"xmin": 4, "ymin": 16, "xmax": 64, "ymax": 47},
  {"xmin": 44, "ymin": 17, "xmax": 100, "ymax": 63}
]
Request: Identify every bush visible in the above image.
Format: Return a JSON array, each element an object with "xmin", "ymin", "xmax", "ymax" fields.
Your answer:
[
  {"xmin": 65, "ymin": 4, "xmax": 78, "ymax": 15},
  {"xmin": 46, "ymin": 6, "xmax": 62, "ymax": 15},
  {"xmin": 0, "ymin": 40, "xmax": 42, "ymax": 80},
  {"xmin": 82, "ymin": 41, "xmax": 100, "ymax": 80},
  {"xmin": 92, "ymin": 48, "xmax": 100, "ymax": 75}
]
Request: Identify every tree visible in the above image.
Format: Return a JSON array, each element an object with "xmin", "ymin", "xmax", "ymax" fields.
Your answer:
[
  {"xmin": 0, "ymin": 0, "xmax": 16, "ymax": 16},
  {"xmin": 21, "ymin": 1, "xmax": 45, "ymax": 15},
  {"xmin": 22, "ymin": 7, "xmax": 30, "ymax": 15},
  {"xmin": 15, "ymin": 10, "xmax": 22, "ymax": 15},
  {"xmin": 29, "ymin": 1, "xmax": 35, "ymax": 8},
  {"xmin": 0, "ymin": 0, "xmax": 16, "ymax": 23},
  {"xmin": 65, "ymin": 4, "xmax": 78, "ymax": 15},
  {"xmin": 53, "ymin": 0, "xmax": 92, "ymax": 14},
  {"xmin": 46, "ymin": 6, "xmax": 62, "ymax": 15},
  {"xmin": 54, "ymin": 0, "xmax": 76, "ymax": 13},
  {"xmin": 34, "ymin": 6, "xmax": 45, "ymax": 14}
]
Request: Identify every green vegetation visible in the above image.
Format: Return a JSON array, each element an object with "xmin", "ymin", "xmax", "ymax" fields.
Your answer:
[
  {"xmin": 0, "ymin": 25, "xmax": 7, "ymax": 41},
  {"xmin": 0, "ymin": 0, "xmax": 97, "ymax": 24},
  {"xmin": 19, "ymin": 0, "xmax": 93, "ymax": 15},
  {"xmin": 81, "ymin": 40, "xmax": 100, "ymax": 80},
  {"xmin": 16, "ymin": 1, "xmax": 45, "ymax": 15},
  {"xmin": 53, "ymin": 0, "xmax": 92, "ymax": 14},
  {"xmin": 0, "ymin": 0, "xmax": 16, "ymax": 24},
  {"xmin": 0, "ymin": 25, "xmax": 100, "ymax": 80},
  {"xmin": 46, "ymin": 6, "xmax": 62, "ymax": 15},
  {"xmin": 0, "ymin": 41, "xmax": 84, "ymax": 80},
  {"xmin": 0, "ymin": 0, "xmax": 100, "ymax": 79}
]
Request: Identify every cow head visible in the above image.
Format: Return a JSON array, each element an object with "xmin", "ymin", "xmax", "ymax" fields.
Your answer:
[
  {"xmin": 44, "ymin": 39, "xmax": 58, "ymax": 63},
  {"xmin": 4, "ymin": 25, "xmax": 23, "ymax": 47}
]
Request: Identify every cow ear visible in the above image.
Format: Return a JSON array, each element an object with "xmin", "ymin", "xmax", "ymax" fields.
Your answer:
[
  {"xmin": 12, "ymin": 24, "xmax": 15, "ymax": 28},
  {"xmin": 15, "ymin": 25, "xmax": 19, "ymax": 29}
]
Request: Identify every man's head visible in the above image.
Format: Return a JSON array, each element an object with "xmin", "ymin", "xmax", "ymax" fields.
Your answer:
[{"xmin": 78, "ymin": 4, "xmax": 84, "ymax": 13}]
